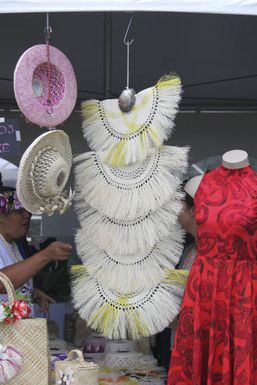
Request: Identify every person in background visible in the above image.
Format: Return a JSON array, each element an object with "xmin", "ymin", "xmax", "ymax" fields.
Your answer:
[
  {"xmin": 0, "ymin": 186, "xmax": 72, "ymax": 312},
  {"xmin": 33, "ymin": 237, "xmax": 71, "ymax": 301},
  {"xmin": 176, "ymin": 178, "xmax": 197, "ymax": 270},
  {"xmin": 17, "ymin": 235, "xmax": 58, "ymax": 311},
  {"xmin": 153, "ymin": 176, "xmax": 199, "ymax": 370}
]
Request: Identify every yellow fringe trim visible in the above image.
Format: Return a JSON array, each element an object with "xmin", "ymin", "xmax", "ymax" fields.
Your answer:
[
  {"xmin": 81, "ymin": 90, "xmax": 152, "ymax": 127},
  {"xmin": 104, "ymin": 125, "xmax": 160, "ymax": 166},
  {"xmin": 126, "ymin": 309, "xmax": 150, "ymax": 336},
  {"xmin": 81, "ymin": 75, "xmax": 180, "ymax": 125},
  {"xmin": 70, "ymin": 264, "xmax": 88, "ymax": 279},
  {"xmin": 88, "ymin": 302, "xmax": 150, "ymax": 338},
  {"xmin": 104, "ymin": 139, "xmax": 127, "ymax": 166},
  {"xmin": 89, "ymin": 303, "xmax": 120, "ymax": 336},
  {"xmin": 148, "ymin": 126, "xmax": 161, "ymax": 146},
  {"xmin": 81, "ymin": 100, "xmax": 98, "ymax": 120},
  {"xmin": 165, "ymin": 269, "xmax": 189, "ymax": 286},
  {"xmin": 157, "ymin": 74, "xmax": 181, "ymax": 88}
]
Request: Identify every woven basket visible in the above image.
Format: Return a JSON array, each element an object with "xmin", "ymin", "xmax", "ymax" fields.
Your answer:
[
  {"xmin": 105, "ymin": 339, "xmax": 136, "ymax": 353},
  {"xmin": 55, "ymin": 350, "xmax": 99, "ymax": 385},
  {"xmin": 0, "ymin": 272, "xmax": 49, "ymax": 385},
  {"xmin": 105, "ymin": 352, "xmax": 143, "ymax": 370}
]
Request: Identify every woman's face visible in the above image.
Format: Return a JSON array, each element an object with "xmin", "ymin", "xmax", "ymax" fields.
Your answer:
[
  {"xmin": 178, "ymin": 201, "xmax": 195, "ymax": 235},
  {"xmin": 1, "ymin": 209, "xmax": 31, "ymax": 241}
]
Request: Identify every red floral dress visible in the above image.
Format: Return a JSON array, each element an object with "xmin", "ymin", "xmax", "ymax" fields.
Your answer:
[{"xmin": 168, "ymin": 165, "xmax": 257, "ymax": 385}]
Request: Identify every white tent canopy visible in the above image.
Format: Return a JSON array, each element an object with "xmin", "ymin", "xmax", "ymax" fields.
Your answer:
[{"xmin": 1, "ymin": 0, "xmax": 257, "ymax": 15}]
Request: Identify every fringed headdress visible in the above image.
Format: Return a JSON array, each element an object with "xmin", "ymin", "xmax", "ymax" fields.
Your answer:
[
  {"xmin": 72, "ymin": 266, "xmax": 188, "ymax": 340},
  {"xmin": 81, "ymin": 75, "xmax": 182, "ymax": 166},
  {"xmin": 74, "ymin": 146, "xmax": 188, "ymax": 220},
  {"xmin": 75, "ymin": 226, "xmax": 184, "ymax": 293},
  {"xmin": 76, "ymin": 195, "xmax": 183, "ymax": 255},
  {"xmin": 72, "ymin": 72, "xmax": 189, "ymax": 339}
]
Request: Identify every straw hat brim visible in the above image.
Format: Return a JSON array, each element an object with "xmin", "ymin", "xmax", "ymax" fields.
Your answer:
[{"xmin": 16, "ymin": 130, "xmax": 72, "ymax": 214}]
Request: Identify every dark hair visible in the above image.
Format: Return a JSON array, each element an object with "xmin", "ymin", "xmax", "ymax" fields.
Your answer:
[
  {"xmin": 0, "ymin": 186, "xmax": 15, "ymax": 194},
  {"xmin": 184, "ymin": 192, "xmax": 194, "ymax": 208},
  {"xmin": 39, "ymin": 237, "xmax": 57, "ymax": 250}
]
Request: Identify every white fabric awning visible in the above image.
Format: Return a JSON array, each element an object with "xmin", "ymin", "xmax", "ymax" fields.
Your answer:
[{"xmin": 1, "ymin": 0, "xmax": 257, "ymax": 15}]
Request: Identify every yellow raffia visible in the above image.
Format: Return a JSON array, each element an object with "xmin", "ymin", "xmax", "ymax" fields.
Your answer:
[
  {"xmin": 126, "ymin": 310, "xmax": 149, "ymax": 337},
  {"xmin": 104, "ymin": 124, "xmax": 160, "ymax": 166},
  {"xmin": 148, "ymin": 125, "xmax": 161, "ymax": 146},
  {"xmin": 81, "ymin": 101, "xmax": 98, "ymax": 121},
  {"xmin": 157, "ymin": 74, "xmax": 181, "ymax": 89},
  {"xmin": 82, "ymin": 89, "xmax": 151, "ymax": 128},
  {"xmin": 81, "ymin": 75, "xmax": 180, "ymax": 126},
  {"xmin": 119, "ymin": 90, "xmax": 151, "ymax": 130},
  {"xmin": 117, "ymin": 296, "xmax": 129, "ymax": 306},
  {"xmin": 82, "ymin": 75, "xmax": 180, "ymax": 166},
  {"xmin": 105, "ymin": 140, "xmax": 127, "ymax": 166},
  {"xmin": 165, "ymin": 269, "xmax": 189, "ymax": 286},
  {"xmin": 89, "ymin": 303, "xmax": 119, "ymax": 336},
  {"xmin": 70, "ymin": 264, "xmax": 88, "ymax": 276},
  {"xmin": 88, "ymin": 295, "xmax": 149, "ymax": 338}
]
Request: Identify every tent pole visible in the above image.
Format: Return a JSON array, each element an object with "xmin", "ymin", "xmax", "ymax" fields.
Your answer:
[{"xmin": 104, "ymin": 12, "xmax": 112, "ymax": 99}]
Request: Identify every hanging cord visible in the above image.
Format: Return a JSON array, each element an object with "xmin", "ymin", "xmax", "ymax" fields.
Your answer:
[
  {"xmin": 123, "ymin": 17, "xmax": 134, "ymax": 89},
  {"xmin": 45, "ymin": 13, "xmax": 53, "ymax": 117}
]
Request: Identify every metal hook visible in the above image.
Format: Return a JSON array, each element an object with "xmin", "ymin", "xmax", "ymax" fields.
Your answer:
[
  {"xmin": 44, "ymin": 12, "xmax": 52, "ymax": 41},
  {"xmin": 123, "ymin": 17, "xmax": 134, "ymax": 46}
]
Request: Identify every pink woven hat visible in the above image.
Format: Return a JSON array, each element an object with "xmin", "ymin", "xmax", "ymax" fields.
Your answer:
[{"xmin": 14, "ymin": 44, "xmax": 77, "ymax": 128}]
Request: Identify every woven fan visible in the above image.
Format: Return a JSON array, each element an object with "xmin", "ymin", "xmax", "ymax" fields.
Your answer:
[
  {"xmin": 81, "ymin": 75, "xmax": 182, "ymax": 166},
  {"xmin": 72, "ymin": 268, "xmax": 186, "ymax": 340},
  {"xmin": 74, "ymin": 146, "xmax": 188, "ymax": 220},
  {"xmin": 76, "ymin": 194, "xmax": 183, "ymax": 255},
  {"xmin": 76, "ymin": 224, "xmax": 184, "ymax": 293}
]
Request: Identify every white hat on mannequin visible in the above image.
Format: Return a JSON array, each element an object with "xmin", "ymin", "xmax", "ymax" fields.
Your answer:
[{"xmin": 184, "ymin": 175, "xmax": 203, "ymax": 199}]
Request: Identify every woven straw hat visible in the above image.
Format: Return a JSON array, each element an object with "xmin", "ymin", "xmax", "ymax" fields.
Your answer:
[
  {"xmin": 14, "ymin": 44, "xmax": 77, "ymax": 128},
  {"xmin": 16, "ymin": 130, "xmax": 74, "ymax": 215}
]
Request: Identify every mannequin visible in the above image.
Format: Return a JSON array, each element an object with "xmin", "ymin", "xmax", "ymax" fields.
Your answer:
[
  {"xmin": 222, "ymin": 149, "xmax": 249, "ymax": 169},
  {"xmin": 183, "ymin": 150, "xmax": 249, "ymax": 201},
  {"xmin": 168, "ymin": 152, "xmax": 257, "ymax": 385}
]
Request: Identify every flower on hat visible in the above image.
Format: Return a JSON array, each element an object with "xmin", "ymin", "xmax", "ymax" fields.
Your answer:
[
  {"xmin": 13, "ymin": 192, "xmax": 22, "ymax": 210},
  {"xmin": 0, "ymin": 191, "xmax": 23, "ymax": 215}
]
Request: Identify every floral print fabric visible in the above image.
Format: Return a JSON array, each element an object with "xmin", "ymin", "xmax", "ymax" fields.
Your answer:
[{"xmin": 168, "ymin": 165, "xmax": 257, "ymax": 385}]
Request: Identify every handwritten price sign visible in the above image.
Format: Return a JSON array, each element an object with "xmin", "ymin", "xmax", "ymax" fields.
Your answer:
[{"xmin": 0, "ymin": 118, "xmax": 21, "ymax": 156}]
